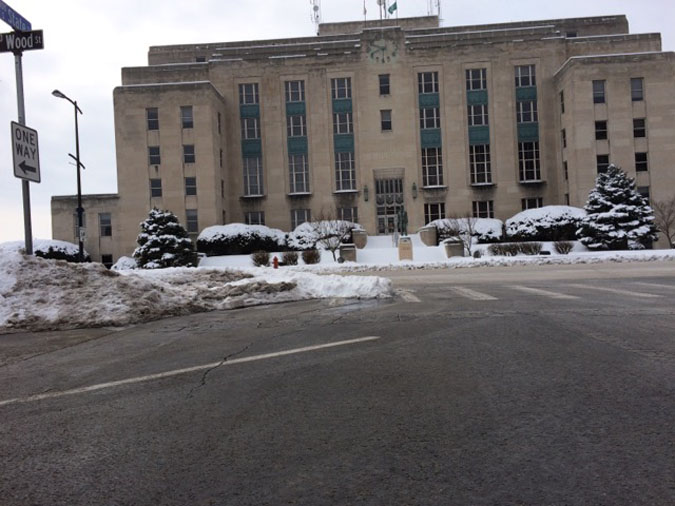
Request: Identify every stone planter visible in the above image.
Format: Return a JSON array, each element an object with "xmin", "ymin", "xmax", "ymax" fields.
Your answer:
[
  {"xmin": 339, "ymin": 243, "xmax": 357, "ymax": 262},
  {"xmin": 418, "ymin": 225, "xmax": 438, "ymax": 246},
  {"xmin": 444, "ymin": 239, "xmax": 464, "ymax": 257},
  {"xmin": 351, "ymin": 229, "xmax": 367, "ymax": 249}
]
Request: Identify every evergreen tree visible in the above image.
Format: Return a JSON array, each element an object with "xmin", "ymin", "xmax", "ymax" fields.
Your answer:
[
  {"xmin": 133, "ymin": 208, "xmax": 199, "ymax": 268},
  {"xmin": 576, "ymin": 165, "xmax": 657, "ymax": 250}
]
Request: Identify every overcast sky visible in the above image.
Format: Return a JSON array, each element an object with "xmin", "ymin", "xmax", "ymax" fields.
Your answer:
[{"xmin": 1, "ymin": 0, "xmax": 673, "ymax": 243}]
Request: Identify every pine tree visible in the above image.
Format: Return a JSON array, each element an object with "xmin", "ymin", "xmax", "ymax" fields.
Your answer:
[
  {"xmin": 133, "ymin": 208, "xmax": 199, "ymax": 268},
  {"xmin": 576, "ymin": 165, "xmax": 657, "ymax": 250}
]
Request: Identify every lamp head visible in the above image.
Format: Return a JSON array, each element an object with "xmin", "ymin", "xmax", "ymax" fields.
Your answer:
[{"xmin": 52, "ymin": 89, "xmax": 66, "ymax": 99}]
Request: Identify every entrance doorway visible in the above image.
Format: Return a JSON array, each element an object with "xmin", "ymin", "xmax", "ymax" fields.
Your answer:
[{"xmin": 375, "ymin": 178, "xmax": 404, "ymax": 234}]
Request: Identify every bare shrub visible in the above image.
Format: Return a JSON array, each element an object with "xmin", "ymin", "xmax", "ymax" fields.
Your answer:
[
  {"xmin": 251, "ymin": 250, "xmax": 270, "ymax": 267},
  {"xmin": 653, "ymin": 196, "xmax": 675, "ymax": 248},
  {"xmin": 488, "ymin": 243, "xmax": 520, "ymax": 256},
  {"xmin": 518, "ymin": 242, "xmax": 543, "ymax": 255},
  {"xmin": 554, "ymin": 241, "xmax": 574, "ymax": 255},
  {"xmin": 282, "ymin": 251, "xmax": 298, "ymax": 265},
  {"xmin": 301, "ymin": 249, "xmax": 321, "ymax": 264}
]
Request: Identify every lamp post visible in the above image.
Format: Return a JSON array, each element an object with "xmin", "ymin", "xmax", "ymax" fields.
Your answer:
[{"xmin": 52, "ymin": 89, "xmax": 85, "ymax": 262}]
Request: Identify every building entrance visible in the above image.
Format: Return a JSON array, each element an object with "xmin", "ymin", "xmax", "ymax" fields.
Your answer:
[{"xmin": 375, "ymin": 178, "xmax": 404, "ymax": 234}]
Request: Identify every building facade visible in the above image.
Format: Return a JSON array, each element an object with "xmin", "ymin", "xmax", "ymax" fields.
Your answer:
[{"xmin": 51, "ymin": 15, "xmax": 675, "ymax": 263}]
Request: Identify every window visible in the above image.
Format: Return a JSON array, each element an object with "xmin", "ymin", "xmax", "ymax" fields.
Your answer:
[
  {"xmin": 186, "ymin": 209, "xmax": 198, "ymax": 234},
  {"xmin": 515, "ymin": 65, "xmax": 536, "ymax": 87},
  {"xmin": 468, "ymin": 104, "xmax": 488, "ymax": 126},
  {"xmin": 565, "ymin": 193, "xmax": 570, "ymax": 205},
  {"xmin": 101, "ymin": 254, "xmax": 113, "ymax": 269},
  {"xmin": 183, "ymin": 144, "xmax": 195, "ymax": 164},
  {"xmin": 146, "ymin": 108, "xmax": 158, "ymax": 130},
  {"xmin": 185, "ymin": 177, "xmax": 197, "ymax": 196},
  {"xmin": 285, "ymin": 80, "xmax": 305, "ymax": 102},
  {"xmin": 419, "ymin": 107, "xmax": 441, "ymax": 129},
  {"xmin": 217, "ymin": 112, "xmax": 222, "ymax": 134},
  {"xmin": 596, "ymin": 154, "xmax": 610, "ymax": 174},
  {"xmin": 422, "ymin": 147, "xmax": 443, "ymax": 187},
  {"xmin": 287, "ymin": 115, "xmax": 306, "ymax": 137},
  {"xmin": 418, "ymin": 72, "xmax": 439, "ymax": 94},
  {"xmin": 150, "ymin": 178, "xmax": 162, "ymax": 198},
  {"xmin": 239, "ymin": 83, "xmax": 259, "ymax": 105},
  {"xmin": 469, "ymin": 144, "xmax": 491, "ymax": 184},
  {"xmin": 521, "ymin": 197, "xmax": 543, "ymax": 210},
  {"xmin": 243, "ymin": 157, "xmax": 263, "ymax": 196},
  {"xmin": 465, "ymin": 68, "xmax": 487, "ymax": 91},
  {"xmin": 99, "ymin": 213, "xmax": 112, "ymax": 237},
  {"xmin": 219, "ymin": 149, "xmax": 223, "ymax": 168},
  {"xmin": 561, "ymin": 129, "xmax": 567, "ymax": 148},
  {"xmin": 291, "ymin": 209, "xmax": 311, "ymax": 230},
  {"xmin": 180, "ymin": 106, "xmax": 193, "ymax": 129},
  {"xmin": 245, "ymin": 211, "xmax": 265, "ymax": 226},
  {"xmin": 633, "ymin": 118, "xmax": 646, "ymax": 138},
  {"xmin": 637, "ymin": 186, "xmax": 650, "ymax": 201},
  {"xmin": 635, "ymin": 152, "xmax": 648, "ymax": 172},
  {"xmin": 289, "ymin": 154, "xmax": 309, "ymax": 193},
  {"xmin": 333, "ymin": 112, "xmax": 353, "ymax": 134},
  {"xmin": 472, "ymin": 200, "xmax": 494, "ymax": 219},
  {"xmin": 380, "ymin": 110, "xmax": 392, "ymax": 131},
  {"xmin": 424, "ymin": 203, "xmax": 445, "ymax": 224},
  {"xmin": 566, "ymin": 31, "xmax": 577, "ymax": 38},
  {"xmin": 593, "ymin": 80, "xmax": 605, "ymax": 104},
  {"xmin": 338, "ymin": 207, "xmax": 358, "ymax": 223},
  {"xmin": 560, "ymin": 90, "xmax": 565, "ymax": 114},
  {"xmin": 221, "ymin": 179, "xmax": 224, "ymax": 198},
  {"xmin": 631, "ymin": 78, "xmax": 644, "ymax": 102},
  {"xmin": 518, "ymin": 141, "xmax": 541, "ymax": 181},
  {"xmin": 335, "ymin": 152, "xmax": 356, "ymax": 191},
  {"xmin": 564, "ymin": 161, "xmax": 568, "ymax": 181},
  {"xmin": 195, "ymin": 56, "xmax": 206, "ymax": 63},
  {"xmin": 241, "ymin": 117, "xmax": 260, "ymax": 139},
  {"xmin": 379, "ymin": 74, "xmax": 390, "ymax": 95},
  {"xmin": 331, "ymin": 77, "xmax": 351, "ymax": 99},
  {"xmin": 595, "ymin": 121, "xmax": 608, "ymax": 140},
  {"xmin": 148, "ymin": 146, "xmax": 160, "ymax": 165},
  {"xmin": 516, "ymin": 100, "xmax": 538, "ymax": 123}
]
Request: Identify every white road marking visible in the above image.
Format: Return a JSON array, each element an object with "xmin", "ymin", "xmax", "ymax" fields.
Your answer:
[
  {"xmin": 0, "ymin": 336, "xmax": 381, "ymax": 408},
  {"xmin": 632, "ymin": 282, "xmax": 675, "ymax": 291},
  {"xmin": 567, "ymin": 284, "xmax": 661, "ymax": 298},
  {"xmin": 450, "ymin": 286, "xmax": 498, "ymax": 301},
  {"xmin": 510, "ymin": 285, "xmax": 579, "ymax": 300},
  {"xmin": 397, "ymin": 289, "xmax": 421, "ymax": 303}
]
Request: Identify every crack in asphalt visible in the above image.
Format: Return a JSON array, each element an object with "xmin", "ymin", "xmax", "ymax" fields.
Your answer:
[{"xmin": 186, "ymin": 344, "xmax": 252, "ymax": 399}]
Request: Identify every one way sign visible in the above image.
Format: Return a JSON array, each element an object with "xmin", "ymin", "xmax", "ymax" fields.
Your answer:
[{"xmin": 11, "ymin": 121, "xmax": 40, "ymax": 183}]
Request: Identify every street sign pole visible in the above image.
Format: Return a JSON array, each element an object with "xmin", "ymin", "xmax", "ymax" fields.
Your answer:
[{"xmin": 14, "ymin": 49, "xmax": 33, "ymax": 254}]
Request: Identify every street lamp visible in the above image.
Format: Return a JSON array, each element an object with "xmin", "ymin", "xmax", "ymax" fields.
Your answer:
[{"xmin": 52, "ymin": 89, "xmax": 85, "ymax": 262}]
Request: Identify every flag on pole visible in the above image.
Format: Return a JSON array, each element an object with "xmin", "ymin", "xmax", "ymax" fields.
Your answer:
[{"xmin": 388, "ymin": 1, "xmax": 397, "ymax": 15}]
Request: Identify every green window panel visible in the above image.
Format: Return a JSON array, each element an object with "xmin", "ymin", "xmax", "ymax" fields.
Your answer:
[
  {"xmin": 286, "ymin": 102, "xmax": 306, "ymax": 116},
  {"xmin": 332, "ymin": 99, "xmax": 352, "ymax": 113},
  {"xmin": 468, "ymin": 126, "xmax": 490, "ymax": 145},
  {"xmin": 419, "ymin": 93, "xmax": 440, "ymax": 108},
  {"xmin": 517, "ymin": 122, "xmax": 539, "ymax": 141},
  {"xmin": 467, "ymin": 90, "xmax": 488, "ymax": 105},
  {"xmin": 241, "ymin": 139, "xmax": 262, "ymax": 156},
  {"xmin": 515, "ymin": 86, "xmax": 537, "ymax": 101},
  {"xmin": 240, "ymin": 104, "xmax": 260, "ymax": 118},
  {"xmin": 287, "ymin": 136, "xmax": 308, "ymax": 155},
  {"xmin": 334, "ymin": 134, "xmax": 354, "ymax": 153},
  {"xmin": 420, "ymin": 128, "xmax": 442, "ymax": 148}
]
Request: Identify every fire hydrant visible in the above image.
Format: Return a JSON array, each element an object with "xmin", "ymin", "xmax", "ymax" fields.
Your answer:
[{"xmin": 273, "ymin": 256, "xmax": 279, "ymax": 269}]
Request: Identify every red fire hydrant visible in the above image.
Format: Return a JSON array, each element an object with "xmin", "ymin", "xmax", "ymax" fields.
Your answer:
[{"xmin": 273, "ymin": 256, "xmax": 279, "ymax": 269}]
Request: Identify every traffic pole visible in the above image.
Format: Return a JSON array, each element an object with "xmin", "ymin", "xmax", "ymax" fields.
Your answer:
[{"xmin": 14, "ymin": 49, "xmax": 33, "ymax": 255}]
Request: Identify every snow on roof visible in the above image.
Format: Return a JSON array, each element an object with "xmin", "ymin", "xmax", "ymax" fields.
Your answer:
[{"xmin": 555, "ymin": 51, "xmax": 667, "ymax": 76}]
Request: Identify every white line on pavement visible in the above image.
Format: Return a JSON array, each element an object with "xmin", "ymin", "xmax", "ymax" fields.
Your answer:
[
  {"xmin": 632, "ymin": 282, "xmax": 675, "ymax": 291},
  {"xmin": 0, "ymin": 336, "xmax": 381, "ymax": 408},
  {"xmin": 566, "ymin": 284, "xmax": 661, "ymax": 298},
  {"xmin": 450, "ymin": 286, "xmax": 498, "ymax": 301},
  {"xmin": 510, "ymin": 285, "xmax": 579, "ymax": 300}
]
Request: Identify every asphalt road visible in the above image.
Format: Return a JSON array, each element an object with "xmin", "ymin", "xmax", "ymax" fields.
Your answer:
[{"xmin": 1, "ymin": 261, "xmax": 674, "ymax": 505}]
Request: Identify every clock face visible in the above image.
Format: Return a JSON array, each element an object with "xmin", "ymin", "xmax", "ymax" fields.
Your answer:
[{"xmin": 367, "ymin": 38, "xmax": 398, "ymax": 64}]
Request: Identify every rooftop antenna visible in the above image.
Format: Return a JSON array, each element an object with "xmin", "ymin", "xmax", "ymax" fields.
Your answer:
[
  {"xmin": 310, "ymin": 0, "xmax": 321, "ymax": 35},
  {"xmin": 436, "ymin": 0, "xmax": 442, "ymax": 22}
]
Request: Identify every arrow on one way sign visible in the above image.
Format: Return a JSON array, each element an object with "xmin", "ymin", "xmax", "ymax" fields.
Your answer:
[{"xmin": 11, "ymin": 121, "xmax": 40, "ymax": 183}]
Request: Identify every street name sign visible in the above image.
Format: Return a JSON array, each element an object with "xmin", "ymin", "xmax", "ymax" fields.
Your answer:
[
  {"xmin": 0, "ymin": 1, "xmax": 30, "ymax": 32},
  {"xmin": 11, "ymin": 121, "xmax": 40, "ymax": 183},
  {"xmin": 0, "ymin": 29, "xmax": 43, "ymax": 53}
]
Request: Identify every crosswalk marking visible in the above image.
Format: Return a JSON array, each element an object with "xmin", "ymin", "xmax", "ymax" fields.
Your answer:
[
  {"xmin": 632, "ymin": 282, "xmax": 675, "ymax": 291},
  {"xmin": 510, "ymin": 285, "xmax": 579, "ymax": 300},
  {"xmin": 566, "ymin": 284, "xmax": 660, "ymax": 298},
  {"xmin": 451, "ymin": 286, "xmax": 498, "ymax": 301}
]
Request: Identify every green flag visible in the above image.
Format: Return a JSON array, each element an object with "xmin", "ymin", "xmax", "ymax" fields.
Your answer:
[{"xmin": 388, "ymin": 1, "xmax": 397, "ymax": 14}]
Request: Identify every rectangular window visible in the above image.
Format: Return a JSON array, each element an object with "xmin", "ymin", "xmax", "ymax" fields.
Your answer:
[
  {"xmin": 185, "ymin": 176, "xmax": 197, "ymax": 196},
  {"xmin": 565, "ymin": 193, "xmax": 570, "ymax": 205},
  {"xmin": 239, "ymin": 83, "xmax": 259, "ymax": 105},
  {"xmin": 148, "ymin": 146, "xmax": 160, "ymax": 165},
  {"xmin": 285, "ymin": 80, "xmax": 305, "ymax": 102},
  {"xmin": 291, "ymin": 209, "xmax": 311, "ymax": 230},
  {"xmin": 518, "ymin": 141, "xmax": 541, "ymax": 181},
  {"xmin": 560, "ymin": 90, "xmax": 565, "ymax": 114},
  {"xmin": 472, "ymin": 201, "xmax": 494, "ymax": 219},
  {"xmin": 521, "ymin": 197, "xmax": 543, "ymax": 210},
  {"xmin": 561, "ymin": 129, "xmax": 567, "ymax": 148},
  {"xmin": 243, "ymin": 157, "xmax": 263, "ymax": 196},
  {"xmin": 287, "ymin": 115, "xmax": 306, "ymax": 137},
  {"xmin": 419, "ymin": 107, "xmax": 441, "ymax": 129},
  {"xmin": 180, "ymin": 106, "xmax": 193, "ymax": 129},
  {"xmin": 219, "ymin": 149, "xmax": 223, "ymax": 168},
  {"xmin": 335, "ymin": 152, "xmax": 356, "ymax": 191},
  {"xmin": 217, "ymin": 112, "xmax": 222, "ymax": 134},
  {"xmin": 468, "ymin": 104, "xmax": 488, "ymax": 126},
  {"xmin": 633, "ymin": 118, "xmax": 646, "ymax": 138},
  {"xmin": 380, "ymin": 110, "xmax": 392, "ymax": 131},
  {"xmin": 186, "ymin": 209, "xmax": 198, "ymax": 234},
  {"xmin": 635, "ymin": 152, "xmax": 648, "ymax": 172},
  {"xmin": 418, "ymin": 71, "xmax": 439, "ymax": 94},
  {"xmin": 631, "ymin": 78, "xmax": 644, "ymax": 102},
  {"xmin": 637, "ymin": 186, "xmax": 650, "ymax": 201},
  {"xmin": 515, "ymin": 65, "xmax": 536, "ymax": 88},
  {"xmin": 338, "ymin": 207, "xmax": 358, "ymax": 223},
  {"xmin": 597, "ymin": 154, "xmax": 610, "ymax": 174},
  {"xmin": 241, "ymin": 117, "xmax": 260, "ymax": 139},
  {"xmin": 245, "ymin": 211, "xmax": 265, "ymax": 226},
  {"xmin": 333, "ymin": 112, "xmax": 353, "ymax": 134},
  {"xmin": 469, "ymin": 144, "xmax": 491, "ymax": 184},
  {"xmin": 379, "ymin": 74, "xmax": 390, "ymax": 95},
  {"xmin": 146, "ymin": 108, "xmax": 158, "ymax": 130},
  {"xmin": 422, "ymin": 147, "xmax": 443, "ymax": 187},
  {"xmin": 424, "ymin": 203, "xmax": 445, "ymax": 225},
  {"xmin": 183, "ymin": 144, "xmax": 195, "ymax": 164},
  {"xmin": 99, "ymin": 213, "xmax": 112, "ymax": 237},
  {"xmin": 593, "ymin": 80, "xmax": 605, "ymax": 104},
  {"xmin": 331, "ymin": 77, "xmax": 351, "ymax": 99},
  {"xmin": 101, "ymin": 254, "xmax": 113, "ymax": 269},
  {"xmin": 289, "ymin": 154, "xmax": 309, "ymax": 193},
  {"xmin": 221, "ymin": 179, "xmax": 225, "ymax": 198},
  {"xmin": 150, "ymin": 178, "xmax": 162, "ymax": 198},
  {"xmin": 564, "ymin": 160, "xmax": 569, "ymax": 181},
  {"xmin": 595, "ymin": 121, "xmax": 608, "ymax": 140},
  {"xmin": 465, "ymin": 68, "xmax": 487, "ymax": 91},
  {"xmin": 516, "ymin": 100, "xmax": 538, "ymax": 123}
]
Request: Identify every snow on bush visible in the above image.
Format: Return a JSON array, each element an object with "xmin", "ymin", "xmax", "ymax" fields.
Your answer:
[
  {"xmin": 429, "ymin": 218, "xmax": 503, "ymax": 243},
  {"xmin": 287, "ymin": 220, "xmax": 362, "ymax": 251},
  {"xmin": 506, "ymin": 206, "xmax": 586, "ymax": 241},
  {"xmin": 1, "ymin": 239, "xmax": 90, "ymax": 263},
  {"xmin": 197, "ymin": 223, "xmax": 287, "ymax": 256},
  {"xmin": 112, "ymin": 256, "xmax": 138, "ymax": 271}
]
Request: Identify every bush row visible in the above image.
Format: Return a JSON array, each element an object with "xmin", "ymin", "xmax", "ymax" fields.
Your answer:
[{"xmin": 486, "ymin": 240, "xmax": 574, "ymax": 256}]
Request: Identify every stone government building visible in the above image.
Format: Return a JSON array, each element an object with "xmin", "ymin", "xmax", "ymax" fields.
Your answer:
[{"xmin": 51, "ymin": 14, "xmax": 675, "ymax": 266}]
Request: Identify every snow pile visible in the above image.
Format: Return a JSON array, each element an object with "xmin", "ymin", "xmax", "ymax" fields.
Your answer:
[
  {"xmin": 197, "ymin": 223, "xmax": 287, "ymax": 256},
  {"xmin": 112, "ymin": 256, "xmax": 138, "ymax": 270},
  {"xmin": 506, "ymin": 206, "xmax": 586, "ymax": 241}
]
